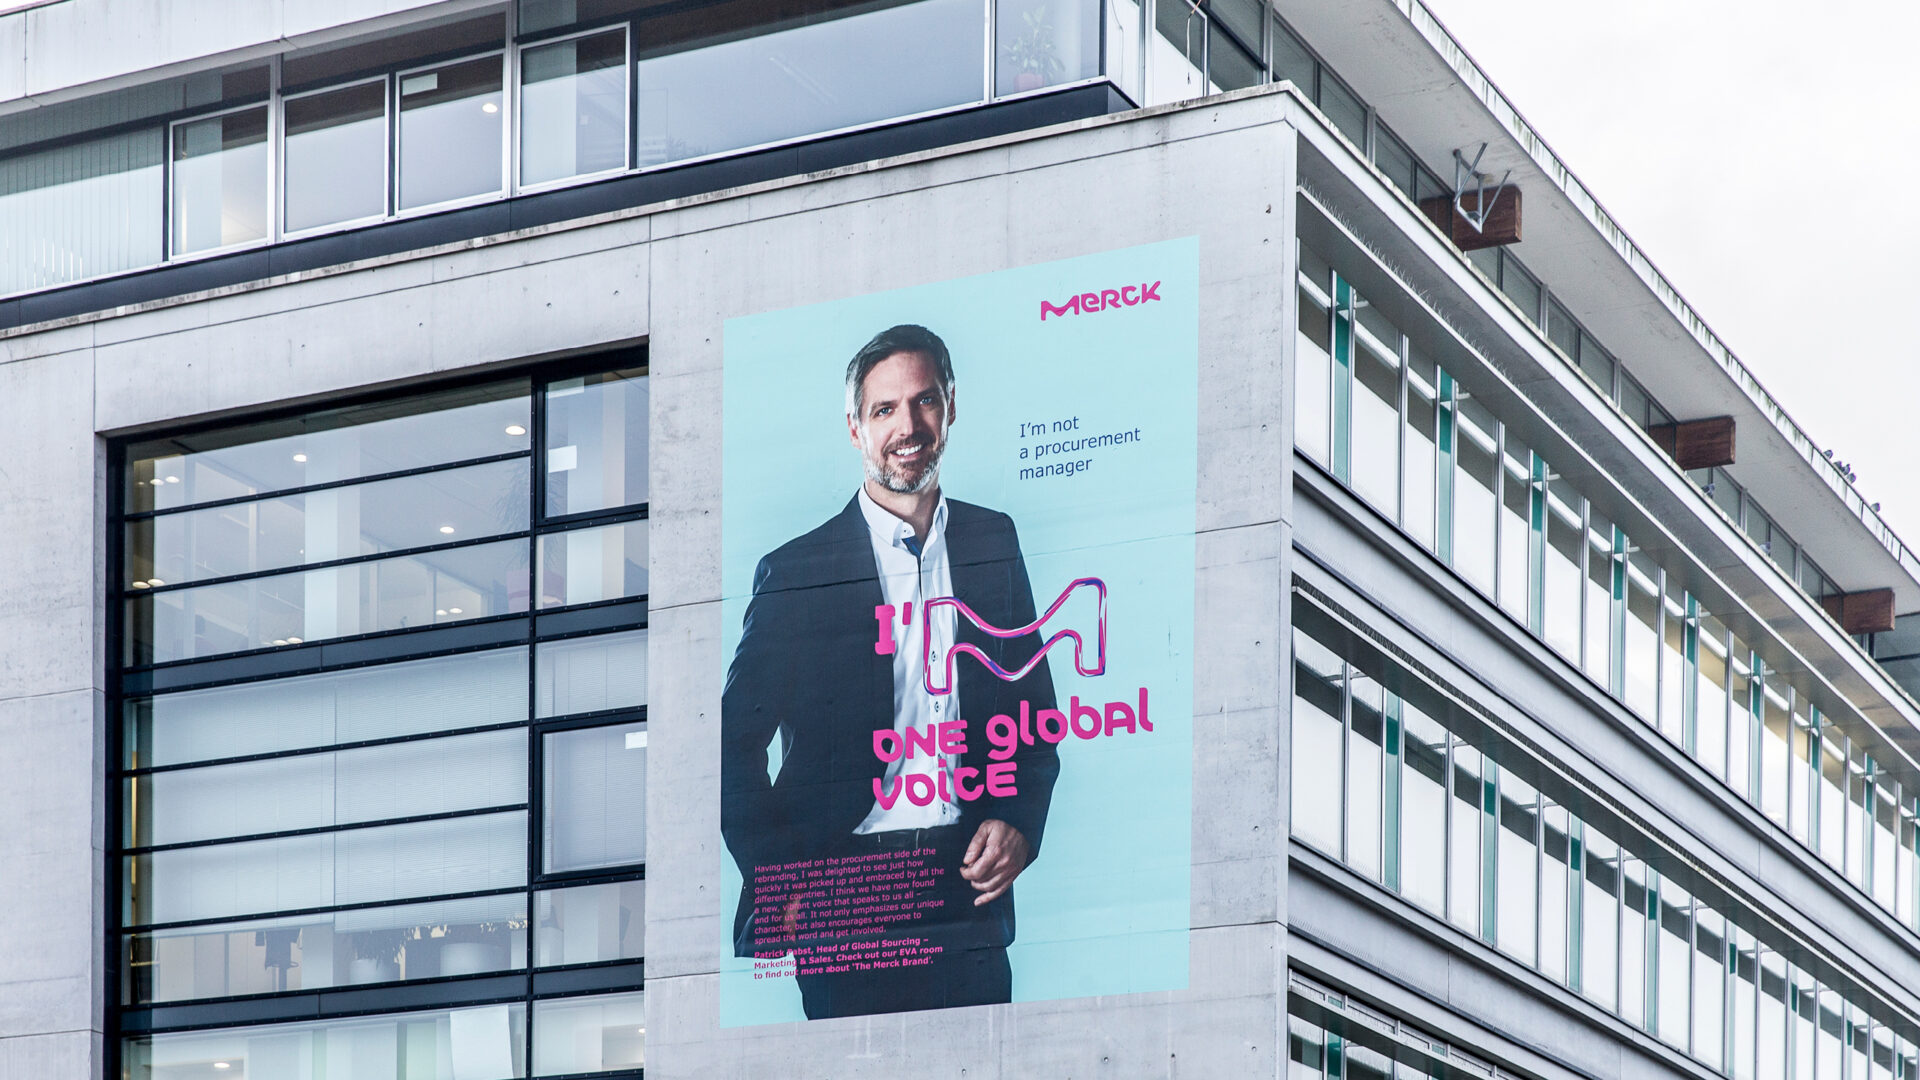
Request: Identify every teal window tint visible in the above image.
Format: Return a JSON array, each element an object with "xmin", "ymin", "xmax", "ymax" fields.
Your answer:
[
  {"xmin": 1399, "ymin": 701, "xmax": 1448, "ymax": 916},
  {"xmin": 1695, "ymin": 902, "xmax": 1727, "ymax": 1070},
  {"xmin": 1349, "ymin": 287, "xmax": 1401, "ymax": 514},
  {"xmin": 1382, "ymin": 692, "xmax": 1402, "ymax": 894},
  {"xmin": 1295, "ymin": 272, "xmax": 1334, "ymax": 465},
  {"xmin": 1495, "ymin": 429, "xmax": 1532, "ymax": 624},
  {"xmin": 1540, "ymin": 802, "xmax": 1570, "ymax": 983},
  {"xmin": 1658, "ymin": 579, "xmax": 1689, "ymax": 747},
  {"xmin": 1330, "ymin": 275, "xmax": 1357, "ymax": 483},
  {"xmin": 1759, "ymin": 949, "xmax": 1788, "ymax": 1080},
  {"xmin": 1447, "ymin": 739, "xmax": 1483, "ymax": 936},
  {"xmin": 1452, "ymin": 397, "xmax": 1499, "ymax": 595},
  {"xmin": 1816, "ymin": 724, "xmax": 1847, "ymax": 869},
  {"xmin": 1582, "ymin": 509, "xmax": 1618, "ymax": 689},
  {"xmin": 1655, "ymin": 872, "xmax": 1692, "ymax": 1051},
  {"xmin": 1697, "ymin": 614, "xmax": 1731, "ymax": 781},
  {"xmin": 1403, "ymin": 345, "xmax": 1440, "ymax": 550},
  {"xmin": 1493, "ymin": 765, "xmax": 1537, "ymax": 966},
  {"xmin": 1270, "ymin": 19, "xmax": 1315, "ymax": 93},
  {"xmin": 1435, "ymin": 371, "xmax": 1458, "ymax": 567},
  {"xmin": 1621, "ymin": 855, "xmax": 1650, "ymax": 1028},
  {"xmin": 1288, "ymin": 1012, "xmax": 1328, "ymax": 1080},
  {"xmin": 1347, "ymin": 665, "xmax": 1387, "ymax": 882},
  {"xmin": 1624, "ymin": 549, "xmax": 1661, "ymax": 720},
  {"xmin": 1580, "ymin": 824, "xmax": 1620, "ymax": 1013},
  {"xmin": 1543, "ymin": 473, "xmax": 1582, "ymax": 660},
  {"xmin": 1291, "ymin": 627, "xmax": 1345, "ymax": 855}
]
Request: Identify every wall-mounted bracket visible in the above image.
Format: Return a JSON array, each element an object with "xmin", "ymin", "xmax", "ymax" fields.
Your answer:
[{"xmin": 1452, "ymin": 144, "xmax": 1512, "ymax": 235}]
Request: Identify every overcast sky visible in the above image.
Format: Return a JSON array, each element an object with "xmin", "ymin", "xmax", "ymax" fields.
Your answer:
[{"xmin": 1416, "ymin": 0, "xmax": 1920, "ymax": 545}]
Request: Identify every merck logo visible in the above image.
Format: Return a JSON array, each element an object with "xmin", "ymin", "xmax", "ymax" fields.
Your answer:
[
  {"xmin": 870, "ymin": 578, "xmax": 1109, "ymax": 694},
  {"xmin": 1041, "ymin": 282, "xmax": 1161, "ymax": 321}
]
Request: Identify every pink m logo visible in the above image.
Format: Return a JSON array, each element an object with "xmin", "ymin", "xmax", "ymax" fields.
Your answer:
[{"xmin": 921, "ymin": 577, "xmax": 1107, "ymax": 696}]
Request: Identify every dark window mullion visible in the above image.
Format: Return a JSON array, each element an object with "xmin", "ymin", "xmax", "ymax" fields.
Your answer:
[
  {"xmin": 119, "ymin": 449, "xmax": 532, "ymax": 523},
  {"xmin": 121, "ymin": 718, "xmax": 533, "ymax": 778},
  {"xmin": 123, "ymin": 801, "xmax": 531, "ymax": 856},
  {"xmin": 127, "ymin": 527, "xmax": 533, "ymax": 598}
]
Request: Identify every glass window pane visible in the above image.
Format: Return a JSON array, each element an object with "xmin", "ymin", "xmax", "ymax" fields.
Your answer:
[
  {"xmin": 1819, "ymin": 729, "xmax": 1846, "ymax": 868},
  {"xmin": 996, "ymin": 0, "xmax": 1101, "ymax": 96},
  {"xmin": 1698, "ymin": 616, "xmax": 1730, "ymax": 781},
  {"xmin": 520, "ymin": 0, "xmax": 648, "ymax": 33},
  {"xmin": 547, "ymin": 369, "xmax": 649, "ymax": 516},
  {"xmin": 127, "ymin": 538, "xmax": 531, "ymax": 665},
  {"xmin": 125, "ymin": 1002, "xmax": 528, "ymax": 1079},
  {"xmin": 1759, "ymin": 950, "xmax": 1787, "ymax": 1080},
  {"xmin": 521, "ymin": 29, "xmax": 629, "ymax": 186},
  {"xmin": 1756, "ymin": 664, "xmax": 1787, "ymax": 824},
  {"xmin": 126, "ymin": 646, "xmax": 528, "ymax": 768},
  {"xmin": 1625, "ymin": 550, "xmax": 1660, "ymax": 720},
  {"xmin": 130, "ymin": 728, "xmax": 526, "ymax": 848},
  {"xmin": 1874, "ymin": 779, "xmax": 1898, "ymax": 908},
  {"xmin": 1403, "ymin": 347, "xmax": 1438, "ymax": 549},
  {"xmin": 130, "ymin": 458, "xmax": 530, "ymax": 589},
  {"xmin": 1659, "ymin": 583, "xmax": 1688, "ymax": 746},
  {"xmin": 1148, "ymin": 0, "xmax": 1206, "ymax": 104},
  {"xmin": 1790, "ymin": 707, "xmax": 1814, "ymax": 843},
  {"xmin": 1448, "ymin": 740, "xmax": 1481, "ymax": 936},
  {"xmin": 1656, "ymin": 876, "xmax": 1691, "ymax": 1050},
  {"xmin": 635, "ymin": 0, "xmax": 985, "ymax": 166},
  {"xmin": 1541, "ymin": 802, "xmax": 1569, "ymax": 983},
  {"xmin": 126, "ymin": 892, "xmax": 526, "ymax": 1004},
  {"xmin": 284, "ymin": 80, "xmax": 387, "ymax": 233},
  {"xmin": 1546, "ymin": 299, "xmax": 1578, "ymax": 358},
  {"xmin": 1453, "ymin": 399, "xmax": 1499, "ymax": 595},
  {"xmin": 1373, "ymin": 126, "xmax": 1417, "ymax": 197},
  {"xmin": 538, "ymin": 518, "xmax": 648, "ymax": 608},
  {"xmin": 1621, "ymin": 855, "xmax": 1648, "ymax": 1027},
  {"xmin": 398, "ymin": 55, "xmax": 504, "ymax": 210},
  {"xmin": 536, "ymin": 880, "xmax": 646, "ymax": 966},
  {"xmin": 1318, "ymin": 71, "xmax": 1366, "ymax": 145},
  {"xmin": 1583, "ymin": 510, "xmax": 1615, "ymax": 689},
  {"xmin": 1581, "ymin": 825, "xmax": 1619, "ymax": 1012},
  {"xmin": 0, "ymin": 127, "xmax": 164, "ymax": 296},
  {"xmin": 1400, "ymin": 702, "xmax": 1447, "ymax": 915},
  {"xmin": 170, "ymin": 106, "xmax": 268, "ymax": 256},
  {"xmin": 1350, "ymin": 295, "xmax": 1400, "ymax": 514},
  {"xmin": 1792, "ymin": 968, "xmax": 1816, "ymax": 1080},
  {"xmin": 1206, "ymin": 25, "xmax": 1262, "ymax": 92},
  {"xmin": 543, "ymin": 721, "xmax": 648, "ymax": 874},
  {"xmin": 1817, "ymin": 989, "xmax": 1844, "ymax": 1080},
  {"xmin": 532, "ymin": 990, "xmax": 645, "ymax": 1075},
  {"xmin": 1696, "ymin": 904, "xmax": 1726, "ymax": 1070},
  {"xmin": 1501, "ymin": 259, "xmax": 1540, "ymax": 321},
  {"xmin": 1497, "ymin": 431, "xmax": 1532, "ymax": 624},
  {"xmin": 536, "ymin": 628, "xmax": 648, "ymax": 718},
  {"xmin": 1270, "ymin": 19, "xmax": 1314, "ymax": 92},
  {"xmin": 1290, "ymin": 627, "xmax": 1344, "ymax": 854},
  {"xmin": 1578, "ymin": 332, "xmax": 1612, "ymax": 394},
  {"xmin": 1495, "ymin": 767, "xmax": 1537, "ymax": 966},
  {"xmin": 1348, "ymin": 668, "xmax": 1386, "ymax": 882},
  {"xmin": 126, "ymin": 381, "xmax": 531, "ymax": 513},
  {"xmin": 1296, "ymin": 281, "xmax": 1333, "ymax": 465},
  {"xmin": 127, "ymin": 810, "xmax": 527, "ymax": 926},
  {"xmin": 1544, "ymin": 476, "xmax": 1582, "ymax": 659}
]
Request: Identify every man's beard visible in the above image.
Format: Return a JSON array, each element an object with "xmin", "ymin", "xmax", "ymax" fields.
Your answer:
[{"xmin": 862, "ymin": 429, "xmax": 946, "ymax": 494}]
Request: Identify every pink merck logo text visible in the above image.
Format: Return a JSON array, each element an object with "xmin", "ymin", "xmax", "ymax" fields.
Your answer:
[
  {"xmin": 1040, "ymin": 282, "xmax": 1161, "ymax": 321},
  {"xmin": 921, "ymin": 577, "xmax": 1106, "ymax": 695}
]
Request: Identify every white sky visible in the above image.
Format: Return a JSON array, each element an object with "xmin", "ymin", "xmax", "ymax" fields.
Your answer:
[{"xmin": 1417, "ymin": 0, "xmax": 1920, "ymax": 545}]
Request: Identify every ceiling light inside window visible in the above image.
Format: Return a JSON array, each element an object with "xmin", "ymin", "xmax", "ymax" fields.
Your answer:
[
  {"xmin": 293, "ymin": 453, "xmax": 307, "ymax": 463},
  {"xmin": 440, "ymin": 525, "xmax": 455, "ymax": 534},
  {"xmin": 505, "ymin": 424, "xmax": 527, "ymax": 437},
  {"xmin": 482, "ymin": 101, "xmax": 499, "ymax": 114}
]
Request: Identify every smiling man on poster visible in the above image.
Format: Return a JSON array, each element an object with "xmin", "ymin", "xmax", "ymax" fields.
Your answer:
[{"xmin": 721, "ymin": 323, "xmax": 1062, "ymax": 1020}]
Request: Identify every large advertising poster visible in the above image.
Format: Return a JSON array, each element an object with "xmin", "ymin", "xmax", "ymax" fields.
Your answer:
[{"xmin": 719, "ymin": 238, "xmax": 1198, "ymax": 1024}]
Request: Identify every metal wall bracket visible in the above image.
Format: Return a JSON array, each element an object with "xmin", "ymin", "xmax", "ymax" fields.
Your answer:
[{"xmin": 1452, "ymin": 144, "xmax": 1512, "ymax": 235}]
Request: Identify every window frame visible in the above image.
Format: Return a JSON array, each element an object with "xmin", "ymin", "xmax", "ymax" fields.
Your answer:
[
  {"xmin": 278, "ymin": 73, "xmax": 394, "ymax": 241},
  {"xmin": 513, "ymin": 22, "xmax": 635, "ymax": 195},
  {"xmin": 165, "ymin": 100, "xmax": 276, "ymax": 263},
  {"xmin": 392, "ymin": 48, "xmax": 513, "ymax": 219}
]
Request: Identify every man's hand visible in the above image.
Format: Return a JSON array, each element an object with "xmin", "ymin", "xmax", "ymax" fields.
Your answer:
[{"xmin": 960, "ymin": 819, "xmax": 1031, "ymax": 906}]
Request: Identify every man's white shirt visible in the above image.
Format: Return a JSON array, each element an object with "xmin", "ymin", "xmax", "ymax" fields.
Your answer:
[{"xmin": 853, "ymin": 487, "xmax": 963, "ymax": 833}]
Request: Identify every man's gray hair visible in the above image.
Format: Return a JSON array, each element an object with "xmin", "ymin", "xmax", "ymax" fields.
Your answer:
[{"xmin": 844, "ymin": 324, "xmax": 956, "ymax": 418}]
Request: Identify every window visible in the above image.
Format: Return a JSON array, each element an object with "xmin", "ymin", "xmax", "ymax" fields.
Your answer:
[
  {"xmin": 283, "ymin": 79, "xmax": 388, "ymax": 234},
  {"xmin": 521, "ymin": 28, "xmax": 631, "ymax": 186},
  {"xmin": 995, "ymin": 0, "xmax": 1102, "ymax": 97},
  {"xmin": 170, "ymin": 106, "xmax": 269, "ymax": 256},
  {"xmin": 398, "ymin": 54, "xmax": 506, "ymax": 211},
  {"xmin": 113, "ymin": 359, "xmax": 649, "ymax": 1066}
]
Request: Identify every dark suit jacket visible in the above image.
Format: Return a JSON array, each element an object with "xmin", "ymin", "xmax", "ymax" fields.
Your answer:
[{"xmin": 721, "ymin": 496, "xmax": 1061, "ymax": 958}]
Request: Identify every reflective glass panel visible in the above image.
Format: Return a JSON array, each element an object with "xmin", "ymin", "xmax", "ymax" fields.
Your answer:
[
  {"xmin": 284, "ymin": 80, "xmax": 387, "ymax": 233},
  {"xmin": 1347, "ymin": 668, "xmax": 1385, "ymax": 882},
  {"xmin": 537, "ymin": 518, "xmax": 648, "ymax": 608},
  {"xmin": 1621, "ymin": 855, "xmax": 1648, "ymax": 1027},
  {"xmin": 125, "ymin": 892, "xmax": 527, "ymax": 1004},
  {"xmin": 543, "ymin": 720, "xmax": 648, "ymax": 874},
  {"xmin": 1656, "ymin": 875, "xmax": 1691, "ymax": 1050},
  {"xmin": 535, "ymin": 880, "xmax": 646, "ymax": 966},
  {"xmin": 1696, "ymin": 903, "xmax": 1726, "ymax": 1069},
  {"xmin": 1495, "ymin": 767, "xmax": 1537, "ymax": 966},
  {"xmin": 1147, "ymin": 0, "xmax": 1206, "ymax": 103},
  {"xmin": 1403, "ymin": 347, "xmax": 1438, "ymax": 549},
  {"xmin": 1790, "ymin": 709, "xmax": 1814, "ymax": 842},
  {"xmin": 1496, "ymin": 432, "xmax": 1531, "ymax": 623},
  {"xmin": 125, "ymin": 646, "xmax": 527, "ymax": 768},
  {"xmin": 1660, "ymin": 583, "xmax": 1688, "ymax": 745},
  {"xmin": 1541, "ymin": 802, "xmax": 1569, "ymax": 983},
  {"xmin": 634, "ymin": 0, "xmax": 984, "ymax": 166},
  {"xmin": 1290, "ymin": 627, "xmax": 1343, "ymax": 854},
  {"xmin": 1317, "ymin": 72, "xmax": 1366, "ymax": 144},
  {"xmin": 1453, "ymin": 399, "xmax": 1498, "ymax": 595},
  {"xmin": 124, "ymin": 1002, "xmax": 527, "ymax": 1079},
  {"xmin": 1350, "ymin": 297, "xmax": 1400, "ymax": 514},
  {"xmin": 127, "ymin": 810, "xmax": 528, "ymax": 926},
  {"xmin": 1543, "ymin": 476, "xmax": 1582, "ymax": 659},
  {"xmin": 129, "ymin": 458, "xmax": 529, "ymax": 589},
  {"xmin": 129, "ymin": 728, "xmax": 527, "ymax": 847},
  {"xmin": 547, "ymin": 368, "xmax": 649, "ymax": 516},
  {"xmin": 1874, "ymin": 780, "xmax": 1897, "ymax": 908},
  {"xmin": 521, "ymin": 29, "xmax": 629, "ymax": 186},
  {"xmin": 1583, "ymin": 510, "xmax": 1616, "ymax": 688},
  {"xmin": 1624, "ymin": 550, "xmax": 1660, "ymax": 719},
  {"xmin": 1818, "ymin": 729, "xmax": 1846, "ymax": 867},
  {"xmin": 1757, "ymin": 667, "xmax": 1787, "ymax": 825},
  {"xmin": 126, "ymin": 381, "xmax": 530, "ymax": 513},
  {"xmin": 1295, "ymin": 280, "xmax": 1333, "ymax": 465},
  {"xmin": 1448, "ymin": 740, "xmax": 1481, "ymax": 936},
  {"xmin": 1760, "ymin": 949, "xmax": 1787, "ymax": 1080},
  {"xmin": 995, "ymin": 0, "xmax": 1101, "ymax": 96},
  {"xmin": 536, "ymin": 628, "xmax": 648, "ymax": 718},
  {"xmin": 1399, "ymin": 701, "xmax": 1447, "ymax": 916},
  {"xmin": 398, "ymin": 55, "xmax": 505, "ymax": 210},
  {"xmin": 0, "ymin": 127, "xmax": 163, "ymax": 296},
  {"xmin": 170, "ymin": 106, "xmax": 268, "ymax": 255},
  {"xmin": 126, "ymin": 538, "xmax": 530, "ymax": 664},
  {"xmin": 1697, "ymin": 616, "xmax": 1730, "ymax": 781},
  {"xmin": 1581, "ymin": 825, "xmax": 1619, "ymax": 1012},
  {"xmin": 531, "ymin": 991, "xmax": 645, "ymax": 1075}
]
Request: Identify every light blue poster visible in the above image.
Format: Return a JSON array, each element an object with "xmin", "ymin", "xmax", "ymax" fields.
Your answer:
[{"xmin": 719, "ymin": 238, "xmax": 1197, "ymax": 1025}]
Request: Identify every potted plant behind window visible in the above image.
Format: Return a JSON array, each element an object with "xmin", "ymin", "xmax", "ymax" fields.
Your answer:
[
  {"xmin": 1004, "ymin": 6, "xmax": 1065, "ymax": 92},
  {"xmin": 347, "ymin": 929, "xmax": 406, "ymax": 985},
  {"xmin": 441, "ymin": 920, "xmax": 513, "ymax": 976}
]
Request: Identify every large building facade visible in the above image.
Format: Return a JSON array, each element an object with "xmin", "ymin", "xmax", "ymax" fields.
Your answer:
[{"xmin": 4, "ymin": 0, "xmax": 1920, "ymax": 1078}]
